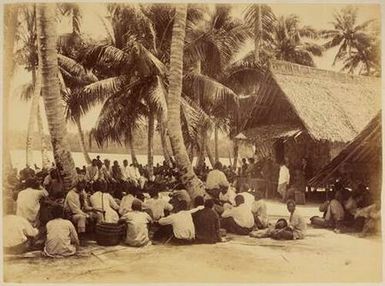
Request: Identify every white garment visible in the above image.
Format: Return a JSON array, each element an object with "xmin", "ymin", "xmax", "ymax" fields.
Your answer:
[
  {"xmin": 278, "ymin": 165, "xmax": 290, "ymax": 185},
  {"xmin": 44, "ymin": 218, "xmax": 79, "ymax": 257},
  {"xmin": 121, "ymin": 165, "xmax": 130, "ymax": 180},
  {"xmin": 206, "ymin": 170, "xmax": 229, "ymax": 190},
  {"xmin": 219, "ymin": 187, "xmax": 236, "ymax": 205},
  {"xmin": 251, "ymin": 199, "xmax": 268, "ymax": 227},
  {"xmin": 16, "ymin": 188, "xmax": 48, "ymax": 225},
  {"xmin": 127, "ymin": 166, "xmax": 141, "ymax": 181},
  {"xmin": 239, "ymin": 192, "xmax": 255, "ymax": 210},
  {"xmin": 119, "ymin": 194, "xmax": 140, "ymax": 215},
  {"xmin": 222, "ymin": 204, "xmax": 254, "ymax": 228},
  {"xmin": 143, "ymin": 198, "xmax": 173, "ymax": 220},
  {"xmin": 158, "ymin": 211, "xmax": 195, "ymax": 240},
  {"xmin": 121, "ymin": 211, "xmax": 152, "ymax": 246},
  {"xmin": 90, "ymin": 192, "xmax": 120, "ymax": 223},
  {"xmin": 3, "ymin": 215, "xmax": 39, "ymax": 247},
  {"xmin": 189, "ymin": 205, "xmax": 204, "ymax": 214}
]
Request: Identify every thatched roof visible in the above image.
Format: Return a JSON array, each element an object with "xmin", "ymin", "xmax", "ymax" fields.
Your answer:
[
  {"xmin": 241, "ymin": 60, "xmax": 381, "ymax": 142},
  {"xmin": 309, "ymin": 112, "xmax": 382, "ymax": 187},
  {"xmin": 235, "ymin": 123, "xmax": 303, "ymax": 143}
]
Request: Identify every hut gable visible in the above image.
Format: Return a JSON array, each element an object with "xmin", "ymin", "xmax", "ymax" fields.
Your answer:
[{"xmin": 242, "ymin": 60, "xmax": 381, "ymax": 143}]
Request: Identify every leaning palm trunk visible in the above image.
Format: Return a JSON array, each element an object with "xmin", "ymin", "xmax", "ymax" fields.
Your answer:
[
  {"xmin": 126, "ymin": 128, "xmax": 138, "ymax": 165},
  {"xmin": 167, "ymin": 4, "xmax": 204, "ymax": 200},
  {"xmin": 75, "ymin": 116, "xmax": 91, "ymax": 165},
  {"xmin": 37, "ymin": 3, "xmax": 76, "ymax": 190},
  {"xmin": 205, "ymin": 140, "xmax": 215, "ymax": 168},
  {"xmin": 147, "ymin": 112, "xmax": 155, "ymax": 179},
  {"xmin": 37, "ymin": 102, "xmax": 51, "ymax": 169},
  {"xmin": 26, "ymin": 73, "xmax": 40, "ymax": 166},
  {"xmin": 214, "ymin": 123, "xmax": 219, "ymax": 162},
  {"xmin": 196, "ymin": 133, "xmax": 206, "ymax": 168},
  {"xmin": 158, "ymin": 113, "xmax": 172, "ymax": 166},
  {"xmin": 232, "ymin": 140, "xmax": 239, "ymax": 170}
]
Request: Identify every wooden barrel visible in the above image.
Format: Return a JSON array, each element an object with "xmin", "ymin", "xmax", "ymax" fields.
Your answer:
[{"xmin": 95, "ymin": 222, "xmax": 125, "ymax": 246}]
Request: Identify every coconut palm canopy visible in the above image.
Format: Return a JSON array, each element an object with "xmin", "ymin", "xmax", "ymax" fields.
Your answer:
[
  {"xmin": 240, "ymin": 60, "xmax": 381, "ymax": 143},
  {"xmin": 309, "ymin": 112, "xmax": 381, "ymax": 189}
]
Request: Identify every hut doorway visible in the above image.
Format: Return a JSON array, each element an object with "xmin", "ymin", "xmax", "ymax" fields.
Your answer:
[{"xmin": 274, "ymin": 139, "xmax": 285, "ymax": 164}]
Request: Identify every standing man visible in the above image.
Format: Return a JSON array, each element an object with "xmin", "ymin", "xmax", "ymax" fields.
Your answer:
[{"xmin": 277, "ymin": 158, "xmax": 290, "ymax": 202}]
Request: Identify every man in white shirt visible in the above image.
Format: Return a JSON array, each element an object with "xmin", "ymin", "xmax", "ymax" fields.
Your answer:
[
  {"xmin": 158, "ymin": 201, "xmax": 195, "ymax": 243},
  {"xmin": 121, "ymin": 160, "xmax": 130, "ymax": 181},
  {"xmin": 251, "ymin": 192, "xmax": 269, "ymax": 229},
  {"xmin": 277, "ymin": 160, "xmax": 290, "ymax": 202},
  {"xmin": 120, "ymin": 200, "xmax": 153, "ymax": 247},
  {"xmin": 4, "ymin": 212, "xmax": 39, "ymax": 254},
  {"xmin": 44, "ymin": 205, "xmax": 80, "ymax": 257},
  {"xmin": 143, "ymin": 190, "xmax": 173, "ymax": 220},
  {"xmin": 221, "ymin": 195, "xmax": 254, "ymax": 235},
  {"xmin": 206, "ymin": 162, "xmax": 230, "ymax": 191},
  {"xmin": 16, "ymin": 178, "xmax": 48, "ymax": 226},
  {"xmin": 119, "ymin": 185, "xmax": 141, "ymax": 216},
  {"xmin": 85, "ymin": 159, "xmax": 101, "ymax": 183},
  {"xmin": 127, "ymin": 163, "xmax": 141, "ymax": 186}
]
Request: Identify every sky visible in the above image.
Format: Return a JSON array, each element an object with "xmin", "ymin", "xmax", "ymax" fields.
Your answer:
[{"xmin": 7, "ymin": 3, "xmax": 381, "ymax": 134}]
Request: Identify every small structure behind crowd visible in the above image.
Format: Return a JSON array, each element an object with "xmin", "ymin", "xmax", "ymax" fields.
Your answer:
[{"xmin": 234, "ymin": 60, "xmax": 381, "ymax": 201}]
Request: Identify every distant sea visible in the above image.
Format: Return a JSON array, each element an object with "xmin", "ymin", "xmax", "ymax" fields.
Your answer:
[{"xmin": 10, "ymin": 149, "xmax": 232, "ymax": 171}]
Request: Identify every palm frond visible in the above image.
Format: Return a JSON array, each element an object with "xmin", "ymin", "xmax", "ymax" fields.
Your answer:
[
  {"xmin": 17, "ymin": 82, "xmax": 34, "ymax": 101},
  {"xmin": 82, "ymin": 75, "xmax": 130, "ymax": 102},
  {"xmin": 58, "ymin": 54, "xmax": 98, "ymax": 84}
]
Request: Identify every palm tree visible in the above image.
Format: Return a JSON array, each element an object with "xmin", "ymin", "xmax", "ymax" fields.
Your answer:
[
  {"xmin": 320, "ymin": 6, "xmax": 378, "ymax": 74},
  {"xmin": 36, "ymin": 3, "xmax": 76, "ymax": 189},
  {"xmin": 168, "ymin": 4, "xmax": 205, "ymax": 199},
  {"xmin": 269, "ymin": 15, "xmax": 323, "ymax": 67},
  {"xmin": 4, "ymin": 4, "xmax": 19, "ymax": 173}
]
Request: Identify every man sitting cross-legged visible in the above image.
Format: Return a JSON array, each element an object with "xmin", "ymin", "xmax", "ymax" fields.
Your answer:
[
  {"xmin": 192, "ymin": 199, "xmax": 221, "ymax": 244},
  {"xmin": 221, "ymin": 195, "xmax": 254, "ymax": 235},
  {"xmin": 156, "ymin": 200, "xmax": 195, "ymax": 244},
  {"xmin": 120, "ymin": 200, "xmax": 153, "ymax": 247},
  {"xmin": 44, "ymin": 205, "xmax": 80, "ymax": 257}
]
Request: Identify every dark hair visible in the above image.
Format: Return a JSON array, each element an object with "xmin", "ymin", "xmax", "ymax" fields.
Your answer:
[
  {"xmin": 25, "ymin": 177, "xmax": 40, "ymax": 189},
  {"xmin": 150, "ymin": 190, "xmax": 159, "ymax": 198},
  {"xmin": 235, "ymin": 195, "xmax": 244, "ymax": 206},
  {"xmin": 51, "ymin": 205, "xmax": 64, "ymax": 219},
  {"xmin": 179, "ymin": 200, "xmax": 188, "ymax": 211},
  {"xmin": 50, "ymin": 169, "xmax": 58, "ymax": 179},
  {"xmin": 194, "ymin": 196, "xmax": 204, "ymax": 207},
  {"xmin": 275, "ymin": 218, "xmax": 288, "ymax": 229},
  {"xmin": 136, "ymin": 193, "xmax": 145, "ymax": 202},
  {"xmin": 132, "ymin": 200, "xmax": 142, "ymax": 211},
  {"xmin": 214, "ymin": 162, "xmax": 222, "ymax": 170},
  {"xmin": 204, "ymin": 199, "xmax": 214, "ymax": 208},
  {"xmin": 286, "ymin": 199, "xmax": 296, "ymax": 207}
]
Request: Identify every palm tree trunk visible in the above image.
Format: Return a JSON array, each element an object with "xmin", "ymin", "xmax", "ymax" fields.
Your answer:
[
  {"xmin": 37, "ymin": 3, "xmax": 76, "ymax": 190},
  {"xmin": 254, "ymin": 4, "xmax": 262, "ymax": 62},
  {"xmin": 3, "ymin": 4, "xmax": 18, "ymax": 175},
  {"xmin": 147, "ymin": 112, "xmax": 155, "ymax": 179},
  {"xmin": 158, "ymin": 113, "xmax": 172, "ymax": 166},
  {"xmin": 37, "ymin": 102, "xmax": 51, "ymax": 169},
  {"xmin": 75, "ymin": 116, "xmax": 91, "ymax": 165},
  {"xmin": 214, "ymin": 123, "xmax": 219, "ymax": 162},
  {"xmin": 205, "ymin": 140, "xmax": 215, "ymax": 167},
  {"xmin": 232, "ymin": 140, "xmax": 239, "ymax": 170},
  {"xmin": 127, "ymin": 128, "xmax": 138, "ymax": 165},
  {"xmin": 26, "ymin": 67, "xmax": 40, "ymax": 167},
  {"xmin": 196, "ymin": 132, "xmax": 206, "ymax": 168},
  {"xmin": 167, "ymin": 4, "xmax": 204, "ymax": 200}
]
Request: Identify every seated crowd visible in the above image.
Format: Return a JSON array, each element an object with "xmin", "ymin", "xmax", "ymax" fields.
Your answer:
[{"xmin": 3, "ymin": 156, "xmax": 378, "ymax": 258}]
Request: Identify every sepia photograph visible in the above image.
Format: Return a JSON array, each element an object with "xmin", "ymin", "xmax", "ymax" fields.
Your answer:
[{"xmin": 1, "ymin": 1, "xmax": 383, "ymax": 284}]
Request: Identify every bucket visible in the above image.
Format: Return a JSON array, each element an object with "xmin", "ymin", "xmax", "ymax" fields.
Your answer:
[{"xmin": 95, "ymin": 222, "xmax": 125, "ymax": 246}]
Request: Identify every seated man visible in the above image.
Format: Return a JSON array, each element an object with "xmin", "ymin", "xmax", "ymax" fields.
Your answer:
[
  {"xmin": 271, "ymin": 200, "xmax": 306, "ymax": 240},
  {"xmin": 143, "ymin": 190, "xmax": 173, "ymax": 221},
  {"xmin": 120, "ymin": 200, "xmax": 153, "ymax": 247},
  {"xmin": 3, "ymin": 210, "xmax": 39, "ymax": 254},
  {"xmin": 206, "ymin": 162, "xmax": 230, "ymax": 193},
  {"xmin": 157, "ymin": 201, "xmax": 195, "ymax": 244},
  {"xmin": 192, "ymin": 199, "xmax": 221, "ymax": 244},
  {"xmin": 16, "ymin": 177, "xmax": 48, "ymax": 226},
  {"xmin": 90, "ymin": 181, "xmax": 120, "ymax": 223},
  {"xmin": 44, "ymin": 205, "xmax": 80, "ymax": 257},
  {"xmin": 119, "ymin": 184, "xmax": 140, "ymax": 215},
  {"xmin": 64, "ymin": 178, "xmax": 95, "ymax": 242},
  {"xmin": 310, "ymin": 191, "xmax": 345, "ymax": 231},
  {"xmin": 221, "ymin": 195, "xmax": 254, "ymax": 235},
  {"xmin": 251, "ymin": 191, "xmax": 269, "ymax": 229}
]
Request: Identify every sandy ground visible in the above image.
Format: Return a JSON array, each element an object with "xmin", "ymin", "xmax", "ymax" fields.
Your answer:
[{"xmin": 3, "ymin": 201, "xmax": 383, "ymax": 283}]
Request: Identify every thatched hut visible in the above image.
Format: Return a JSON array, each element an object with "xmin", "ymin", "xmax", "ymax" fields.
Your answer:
[
  {"xmin": 309, "ymin": 113, "xmax": 382, "ymax": 200},
  {"xmin": 235, "ymin": 60, "xmax": 381, "ymax": 196}
]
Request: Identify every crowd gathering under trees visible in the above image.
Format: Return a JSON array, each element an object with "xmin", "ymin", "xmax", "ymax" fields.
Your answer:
[{"xmin": 3, "ymin": 3, "xmax": 381, "ymax": 257}]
